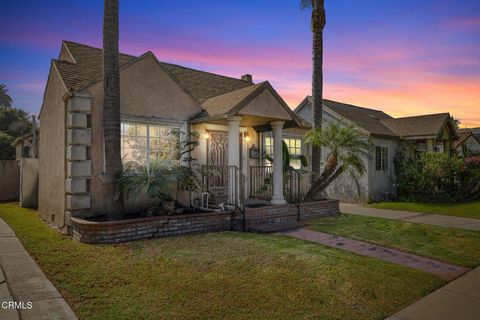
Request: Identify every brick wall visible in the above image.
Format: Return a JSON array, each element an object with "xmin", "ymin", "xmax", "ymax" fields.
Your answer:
[
  {"xmin": 71, "ymin": 200, "xmax": 340, "ymax": 244},
  {"xmin": 71, "ymin": 211, "xmax": 232, "ymax": 244}
]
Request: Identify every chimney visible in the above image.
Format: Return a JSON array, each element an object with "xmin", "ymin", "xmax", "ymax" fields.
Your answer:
[{"xmin": 241, "ymin": 74, "xmax": 253, "ymax": 83}]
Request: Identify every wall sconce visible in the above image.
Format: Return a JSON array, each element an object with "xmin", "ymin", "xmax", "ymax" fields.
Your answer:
[
  {"xmin": 204, "ymin": 132, "xmax": 210, "ymax": 139},
  {"xmin": 244, "ymin": 133, "xmax": 251, "ymax": 142}
]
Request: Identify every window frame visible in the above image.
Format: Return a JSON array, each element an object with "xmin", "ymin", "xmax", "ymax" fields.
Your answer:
[
  {"xmin": 120, "ymin": 118, "xmax": 186, "ymax": 170},
  {"xmin": 262, "ymin": 134, "xmax": 304, "ymax": 169},
  {"xmin": 375, "ymin": 146, "xmax": 389, "ymax": 172}
]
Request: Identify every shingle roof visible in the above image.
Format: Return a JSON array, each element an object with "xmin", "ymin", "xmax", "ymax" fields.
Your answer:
[
  {"xmin": 381, "ymin": 113, "xmax": 450, "ymax": 138},
  {"xmin": 201, "ymin": 82, "xmax": 265, "ymax": 116},
  {"xmin": 322, "ymin": 99, "xmax": 398, "ymax": 137},
  {"xmin": 55, "ymin": 41, "xmax": 253, "ymax": 105}
]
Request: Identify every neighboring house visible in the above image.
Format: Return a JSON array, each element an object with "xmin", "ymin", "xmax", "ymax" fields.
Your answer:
[
  {"xmin": 11, "ymin": 130, "xmax": 39, "ymax": 160},
  {"xmin": 38, "ymin": 41, "xmax": 311, "ymax": 229},
  {"xmin": 295, "ymin": 96, "xmax": 458, "ymax": 202},
  {"xmin": 455, "ymin": 128, "xmax": 480, "ymax": 156}
]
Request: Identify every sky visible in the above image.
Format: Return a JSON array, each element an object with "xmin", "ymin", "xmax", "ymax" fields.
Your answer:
[{"xmin": 1, "ymin": 0, "xmax": 479, "ymax": 127}]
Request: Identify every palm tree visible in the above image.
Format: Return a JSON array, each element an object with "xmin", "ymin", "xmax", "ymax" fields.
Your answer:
[
  {"xmin": 304, "ymin": 122, "xmax": 374, "ymax": 200},
  {"xmin": 301, "ymin": 0, "xmax": 326, "ymax": 186},
  {"xmin": 0, "ymin": 84, "xmax": 13, "ymax": 109},
  {"xmin": 103, "ymin": 0, "xmax": 124, "ymax": 219}
]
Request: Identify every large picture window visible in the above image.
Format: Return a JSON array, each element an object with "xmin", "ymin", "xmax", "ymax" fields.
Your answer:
[
  {"xmin": 375, "ymin": 146, "xmax": 389, "ymax": 171},
  {"xmin": 263, "ymin": 136, "xmax": 303, "ymax": 169},
  {"xmin": 121, "ymin": 122, "xmax": 180, "ymax": 169}
]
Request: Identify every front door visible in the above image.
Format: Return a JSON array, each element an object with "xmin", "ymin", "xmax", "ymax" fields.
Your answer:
[{"xmin": 206, "ymin": 131, "xmax": 229, "ymax": 204}]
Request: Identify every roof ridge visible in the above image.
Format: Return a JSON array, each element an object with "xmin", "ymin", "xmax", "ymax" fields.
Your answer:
[
  {"xmin": 386, "ymin": 113, "xmax": 450, "ymax": 121},
  {"xmin": 202, "ymin": 81, "xmax": 265, "ymax": 103},
  {"xmin": 62, "ymin": 40, "xmax": 138, "ymax": 58},
  {"xmin": 323, "ymin": 98, "xmax": 386, "ymax": 114},
  {"xmin": 160, "ymin": 61, "xmax": 252, "ymax": 85}
]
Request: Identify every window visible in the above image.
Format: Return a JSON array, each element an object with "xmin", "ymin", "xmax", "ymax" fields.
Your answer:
[
  {"xmin": 263, "ymin": 136, "xmax": 303, "ymax": 169},
  {"xmin": 375, "ymin": 146, "xmax": 389, "ymax": 171},
  {"xmin": 121, "ymin": 122, "xmax": 180, "ymax": 169}
]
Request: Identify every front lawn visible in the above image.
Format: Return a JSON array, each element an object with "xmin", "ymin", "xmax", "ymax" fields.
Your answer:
[
  {"xmin": 309, "ymin": 214, "xmax": 480, "ymax": 268},
  {"xmin": 0, "ymin": 204, "xmax": 444, "ymax": 320},
  {"xmin": 367, "ymin": 201, "xmax": 480, "ymax": 219}
]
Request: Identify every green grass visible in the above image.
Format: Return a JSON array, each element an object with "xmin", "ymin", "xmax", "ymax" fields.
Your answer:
[
  {"xmin": 367, "ymin": 201, "xmax": 480, "ymax": 219},
  {"xmin": 309, "ymin": 214, "xmax": 480, "ymax": 268},
  {"xmin": 0, "ymin": 204, "xmax": 444, "ymax": 320}
]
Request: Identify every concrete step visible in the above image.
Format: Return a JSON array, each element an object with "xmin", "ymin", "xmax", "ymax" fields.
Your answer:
[{"xmin": 250, "ymin": 221, "xmax": 308, "ymax": 234}]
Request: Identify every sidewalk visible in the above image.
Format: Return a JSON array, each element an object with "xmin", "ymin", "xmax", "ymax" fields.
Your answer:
[
  {"xmin": 340, "ymin": 203, "xmax": 480, "ymax": 231},
  {"xmin": 387, "ymin": 265, "xmax": 480, "ymax": 320},
  {"xmin": 0, "ymin": 218, "xmax": 77, "ymax": 320},
  {"xmin": 282, "ymin": 228, "xmax": 468, "ymax": 280}
]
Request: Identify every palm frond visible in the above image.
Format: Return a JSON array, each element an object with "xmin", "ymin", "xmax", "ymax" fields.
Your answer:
[
  {"xmin": 0, "ymin": 84, "xmax": 13, "ymax": 108},
  {"xmin": 300, "ymin": 0, "xmax": 313, "ymax": 9}
]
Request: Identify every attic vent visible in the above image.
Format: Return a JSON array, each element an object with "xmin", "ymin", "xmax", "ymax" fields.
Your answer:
[{"xmin": 241, "ymin": 74, "xmax": 253, "ymax": 83}]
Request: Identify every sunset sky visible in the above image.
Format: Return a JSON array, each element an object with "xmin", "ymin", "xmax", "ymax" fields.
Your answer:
[{"xmin": 1, "ymin": 0, "xmax": 479, "ymax": 127}]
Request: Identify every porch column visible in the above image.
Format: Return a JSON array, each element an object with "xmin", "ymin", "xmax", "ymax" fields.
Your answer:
[
  {"xmin": 270, "ymin": 121, "xmax": 287, "ymax": 205},
  {"xmin": 227, "ymin": 116, "xmax": 242, "ymax": 167},
  {"xmin": 227, "ymin": 116, "xmax": 242, "ymax": 204}
]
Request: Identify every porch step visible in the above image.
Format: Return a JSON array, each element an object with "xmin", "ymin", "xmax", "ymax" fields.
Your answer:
[{"xmin": 250, "ymin": 221, "xmax": 308, "ymax": 234}]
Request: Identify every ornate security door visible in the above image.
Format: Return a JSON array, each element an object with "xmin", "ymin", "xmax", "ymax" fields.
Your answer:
[{"xmin": 206, "ymin": 131, "xmax": 229, "ymax": 203}]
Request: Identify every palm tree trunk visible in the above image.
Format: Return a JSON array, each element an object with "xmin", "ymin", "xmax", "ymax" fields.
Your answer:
[
  {"xmin": 306, "ymin": 153, "xmax": 336, "ymax": 200},
  {"xmin": 103, "ymin": 0, "xmax": 124, "ymax": 219},
  {"xmin": 310, "ymin": 0, "xmax": 326, "ymax": 184}
]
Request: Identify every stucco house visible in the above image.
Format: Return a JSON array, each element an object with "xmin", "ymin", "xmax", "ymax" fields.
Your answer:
[
  {"xmin": 455, "ymin": 128, "xmax": 480, "ymax": 156},
  {"xmin": 38, "ymin": 41, "xmax": 312, "ymax": 229},
  {"xmin": 295, "ymin": 96, "xmax": 458, "ymax": 202}
]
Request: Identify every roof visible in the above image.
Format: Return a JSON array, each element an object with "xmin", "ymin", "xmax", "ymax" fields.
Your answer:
[
  {"xmin": 201, "ymin": 82, "xmax": 265, "ymax": 116},
  {"xmin": 55, "ymin": 41, "xmax": 252, "ymax": 104},
  {"xmin": 381, "ymin": 113, "xmax": 451, "ymax": 138},
  {"xmin": 296, "ymin": 96, "xmax": 397, "ymax": 138}
]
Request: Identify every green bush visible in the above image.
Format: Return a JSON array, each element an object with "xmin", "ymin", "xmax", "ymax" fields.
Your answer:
[{"xmin": 395, "ymin": 152, "xmax": 480, "ymax": 202}]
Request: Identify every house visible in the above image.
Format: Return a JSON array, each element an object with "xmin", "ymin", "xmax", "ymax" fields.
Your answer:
[
  {"xmin": 38, "ymin": 41, "xmax": 312, "ymax": 229},
  {"xmin": 295, "ymin": 96, "xmax": 458, "ymax": 202},
  {"xmin": 11, "ymin": 130, "xmax": 39, "ymax": 160},
  {"xmin": 455, "ymin": 128, "xmax": 480, "ymax": 156}
]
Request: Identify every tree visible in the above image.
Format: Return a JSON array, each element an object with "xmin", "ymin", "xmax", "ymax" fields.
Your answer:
[
  {"xmin": 301, "ymin": 0, "xmax": 326, "ymax": 184},
  {"xmin": 0, "ymin": 84, "xmax": 13, "ymax": 109},
  {"xmin": 0, "ymin": 104, "xmax": 31, "ymax": 160},
  {"xmin": 102, "ymin": 0, "xmax": 124, "ymax": 219},
  {"xmin": 304, "ymin": 122, "xmax": 374, "ymax": 200}
]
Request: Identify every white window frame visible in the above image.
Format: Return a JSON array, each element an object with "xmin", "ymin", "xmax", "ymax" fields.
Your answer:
[
  {"xmin": 120, "ymin": 116, "xmax": 186, "ymax": 170},
  {"xmin": 375, "ymin": 146, "xmax": 389, "ymax": 171},
  {"xmin": 262, "ymin": 133, "xmax": 304, "ymax": 169}
]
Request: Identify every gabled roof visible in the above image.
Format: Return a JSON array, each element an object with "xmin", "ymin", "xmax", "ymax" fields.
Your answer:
[
  {"xmin": 381, "ymin": 113, "xmax": 452, "ymax": 138},
  {"xmin": 201, "ymin": 82, "xmax": 265, "ymax": 116},
  {"xmin": 55, "ymin": 41, "xmax": 253, "ymax": 105},
  {"xmin": 296, "ymin": 96, "xmax": 397, "ymax": 138},
  {"xmin": 455, "ymin": 129, "xmax": 480, "ymax": 149}
]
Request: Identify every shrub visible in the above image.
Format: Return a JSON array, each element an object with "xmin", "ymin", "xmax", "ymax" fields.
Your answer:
[{"xmin": 395, "ymin": 152, "xmax": 480, "ymax": 202}]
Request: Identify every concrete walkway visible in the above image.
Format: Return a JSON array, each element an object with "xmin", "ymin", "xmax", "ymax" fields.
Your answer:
[
  {"xmin": 340, "ymin": 203, "xmax": 480, "ymax": 231},
  {"xmin": 0, "ymin": 218, "xmax": 77, "ymax": 320},
  {"xmin": 387, "ymin": 265, "xmax": 480, "ymax": 320},
  {"xmin": 282, "ymin": 228, "xmax": 468, "ymax": 280}
]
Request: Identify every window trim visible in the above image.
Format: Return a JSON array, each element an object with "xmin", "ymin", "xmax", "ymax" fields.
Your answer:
[{"xmin": 375, "ymin": 146, "xmax": 389, "ymax": 172}]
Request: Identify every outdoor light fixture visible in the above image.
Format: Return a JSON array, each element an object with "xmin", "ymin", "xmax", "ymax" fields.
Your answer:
[
  {"xmin": 204, "ymin": 132, "xmax": 210, "ymax": 139},
  {"xmin": 244, "ymin": 133, "xmax": 251, "ymax": 142}
]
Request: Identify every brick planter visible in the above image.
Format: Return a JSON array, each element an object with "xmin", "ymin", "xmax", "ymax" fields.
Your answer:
[
  {"xmin": 70, "ymin": 199, "xmax": 340, "ymax": 244},
  {"xmin": 71, "ymin": 211, "xmax": 232, "ymax": 244}
]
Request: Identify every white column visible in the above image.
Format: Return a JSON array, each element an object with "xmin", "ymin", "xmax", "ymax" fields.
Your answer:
[
  {"xmin": 270, "ymin": 121, "xmax": 287, "ymax": 205},
  {"xmin": 227, "ymin": 116, "xmax": 242, "ymax": 167},
  {"xmin": 227, "ymin": 116, "xmax": 242, "ymax": 204}
]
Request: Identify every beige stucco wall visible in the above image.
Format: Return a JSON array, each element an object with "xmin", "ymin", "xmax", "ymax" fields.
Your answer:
[
  {"xmin": 81, "ymin": 54, "xmax": 201, "ymax": 215},
  {"xmin": 239, "ymin": 90, "xmax": 291, "ymax": 121},
  {"xmin": 38, "ymin": 67, "xmax": 67, "ymax": 226}
]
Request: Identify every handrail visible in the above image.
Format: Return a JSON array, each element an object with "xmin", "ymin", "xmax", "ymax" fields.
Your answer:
[{"xmin": 285, "ymin": 166, "xmax": 302, "ymax": 221}]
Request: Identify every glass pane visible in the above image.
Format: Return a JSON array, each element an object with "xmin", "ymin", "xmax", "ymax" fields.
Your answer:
[
  {"xmin": 150, "ymin": 137, "xmax": 160, "ymax": 150},
  {"xmin": 136, "ymin": 137, "xmax": 148, "ymax": 149},
  {"xmin": 149, "ymin": 125, "xmax": 161, "ymax": 138},
  {"xmin": 136, "ymin": 124, "xmax": 147, "ymax": 137},
  {"xmin": 122, "ymin": 123, "xmax": 136, "ymax": 136}
]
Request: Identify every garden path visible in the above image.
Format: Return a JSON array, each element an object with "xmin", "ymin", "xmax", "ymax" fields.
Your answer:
[{"xmin": 282, "ymin": 228, "xmax": 468, "ymax": 280}]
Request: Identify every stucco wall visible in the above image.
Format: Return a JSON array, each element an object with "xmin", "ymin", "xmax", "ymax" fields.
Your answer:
[
  {"xmin": 82, "ymin": 54, "xmax": 200, "ymax": 216},
  {"xmin": 239, "ymin": 90, "xmax": 291, "ymax": 121},
  {"xmin": 19, "ymin": 158, "xmax": 39, "ymax": 208},
  {"xmin": 38, "ymin": 67, "xmax": 67, "ymax": 226},
  {"xmin": 0, "ymin": 160, "xmax": 19, "ymax": 201}
]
